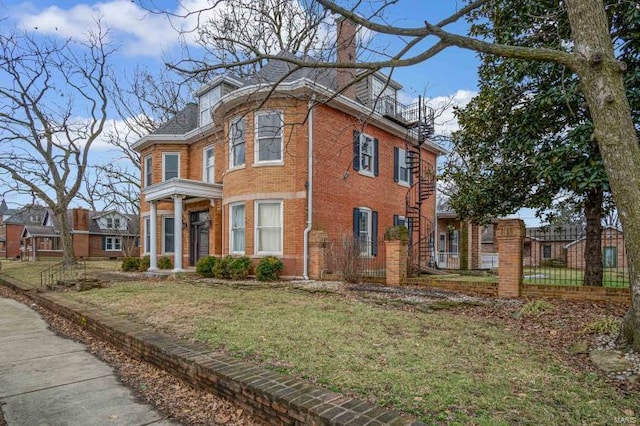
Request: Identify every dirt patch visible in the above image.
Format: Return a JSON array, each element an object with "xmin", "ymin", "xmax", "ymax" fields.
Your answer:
[{"xmin": 0, "ymin": 286, "xmax": 263, "ymax": 426}]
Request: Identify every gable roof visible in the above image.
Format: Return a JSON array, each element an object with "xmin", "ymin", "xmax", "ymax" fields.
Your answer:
[
  {"xmin": 525, "ymin": 224, "xmax": 585, "ymax": 242},
  {"xmin": 88, "ymin": 211, "xmax": 140, "ymax": 235},
  {"xmin": 22, "ymin": 225, "xmax": 58, "ymax": 238},
  {"xmin": 5, "ymin": 205, "xmax": 48, "ymax": 225}
]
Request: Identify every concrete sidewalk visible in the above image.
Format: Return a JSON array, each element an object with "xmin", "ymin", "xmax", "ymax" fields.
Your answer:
[{"xmin": 0, "ymin": 297, "xmax": 176, "ymax": 426}]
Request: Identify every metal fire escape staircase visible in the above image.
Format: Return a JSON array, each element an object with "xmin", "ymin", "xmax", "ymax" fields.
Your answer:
[{"xmin": 381, "ymin": 95, "xmax": 436, "ymax": 274}]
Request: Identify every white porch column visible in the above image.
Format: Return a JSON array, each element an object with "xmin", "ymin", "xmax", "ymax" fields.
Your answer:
[
  {"xmin": 173, "ymin": 195, "xmax": 184, "ymax": 272},
  {"xmin": 149, "ymin": 201, "xmax": 158, "ymax": 271}
]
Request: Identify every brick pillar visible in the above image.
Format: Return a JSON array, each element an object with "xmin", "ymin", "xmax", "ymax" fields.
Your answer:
[
  {"xmin": 308, "ymin": 230, "xmax": 328, "ymax": 280},
  {"xmin": 385, "ymin": 240, "xmax": 408, "ymax": 286},
  {"xmin": 496, "ymin": 219, "xmax": 525, "ymax": 297}
]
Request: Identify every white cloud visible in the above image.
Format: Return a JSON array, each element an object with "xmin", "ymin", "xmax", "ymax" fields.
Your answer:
[
  {"xmin": 427, "ymin": 89, "xmax": 477, "ymax": 136},
  {"xmin": 13, "ymin": 0, "xmax": 202, "ymax": 57}
]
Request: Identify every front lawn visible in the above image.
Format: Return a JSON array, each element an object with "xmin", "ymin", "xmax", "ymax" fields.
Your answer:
[
  {"xmin": 524, "ymin": 267, "xmax": 629, "ymax": 288},
  {"xmin": 58, "ymin": 279, "xmax": 638, "ymax": 425}
]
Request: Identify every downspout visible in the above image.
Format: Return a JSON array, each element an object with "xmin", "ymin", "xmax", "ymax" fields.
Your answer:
[{"xmin": 303, "ymin": 98, "xmax": 315, "ymax": 280}]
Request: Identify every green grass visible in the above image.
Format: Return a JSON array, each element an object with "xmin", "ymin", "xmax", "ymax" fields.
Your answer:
[
  {"xmin": 60, "ymin": 279, "xmax": 639, "ymax": 425},
  {"xmin": 524, "ymin": 267, "xmax": 629, "ymax": 288}
]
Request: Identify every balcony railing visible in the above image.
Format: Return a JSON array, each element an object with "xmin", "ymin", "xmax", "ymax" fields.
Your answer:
[{"xmin": 376, "ymin": 96, "xmax": 435, "ymax": 139}]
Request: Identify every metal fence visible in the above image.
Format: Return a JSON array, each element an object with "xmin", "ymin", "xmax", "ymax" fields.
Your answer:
[
  {"xmin": 324, "ymin": 237, "xmax": 386, "ymax": 280},
  {"xmin": 523, "ymin": 225, "xmax": 629, "ymax": 287}
]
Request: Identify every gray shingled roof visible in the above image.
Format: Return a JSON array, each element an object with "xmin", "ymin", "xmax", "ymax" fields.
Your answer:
[
  {"xmin": 5, "ymin": 205, "xmax": 48, "ymax": 225},
  {"xmin": 88, "ymin": 211, "xmax": 140, "ymax": 235},
  {"xmin": 152, "ymin": 103, "xmax": 199, "ymax": 135},
  {"xmin": 23, "ymin": 225, "xmax": 58, "ymax": 237},
  {"xmin": 243, "ymin": 54, "xmax": 338, "ymax": 90}
]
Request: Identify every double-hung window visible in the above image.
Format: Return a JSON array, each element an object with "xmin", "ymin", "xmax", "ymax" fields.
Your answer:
[
  {"xmin": 163, "ymin": 217, "xmax": 175, "ymax": 253},
  {"xmin": 144, "ymin": 217, "xmax": 150, "ymax": 253},
  {"xmin": 199, "ymin": 86, "xmax": 220, "ymax": 126},
  {"xmin": 203, "ymin": 146, "xmax": 215, "ymax": 183},
  {"xmin": 230, "ymin": 203, "xmax": 245, "ymax": 254},
  {"xmin": 255, "ymin": 201, "xmax": 282, "ymax": 254},
  {"xmin": 353, "ymin": 132, "xmax": 378, "ymax": 176},
  {"xmin": 104, "ymin": 236, "xmax": 121, "ymax": 251},
  {"xmin": 353, "ymin": 207, "xmax": 378, "ymax": 256},
  {"xmin": 163, "ymin": 153, "xmax": 179, "ymax": 181},
  {"xmin": 394, "ymin": 147, "xmax": 410, "ymax": 185},
  {"xmin": 229, "ymin": 118, "xmax": 245, "ymax": 168},
  {"xmin": 449, "ymin": 230, "xmax": 459, "ymax": 257},
  {"xmin": 144, "ymin": 156, "xmax": 153, "ymax": 187},
  {"xmin": 255, "ymin": 111, "xmax": 283, "ymax": 163}
]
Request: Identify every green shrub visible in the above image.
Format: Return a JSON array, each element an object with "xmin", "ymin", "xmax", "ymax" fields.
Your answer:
[
  {"xmin": 196, "ymin": 256, "xmax": 218, "ymax": 278},
  {"xmin": 212, "ymin": 255, "xmax": 232, "ymax": 279},
  {"xmin": 139, "ymin": 255, "xmax": 150, "ymax": 272},
  {"xmin": 158, "ymin": 256, "xmax": 173, "ymax": 270},
  {"xmin": 121, "ymin": 257, "xmax": 141, "ymax": 272},
  {"xmin": 583, "ymin": 316, "xmax": 620, "ymax": 335},
  {"xmin": 519, "ymin": 300, "xmax": 554, "ymax": 317},
  {"xmin": 384, "ymin": 225, "xmax": 409, "ymax": 241},
  {"xmin": 228, "ymin": 256, "xmax": 252, "ymax": 280},
  {"xmin": 256, "ymin": 256, "xmax": 283, "ymax": 281}
]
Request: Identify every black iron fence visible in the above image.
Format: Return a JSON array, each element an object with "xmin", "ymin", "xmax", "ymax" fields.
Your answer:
[
  {"xmin": 40, "ymin": 260, "xmax": 87, "ymax": 289},
  {"xmin": 324, "ymin": 237, "xmax": 386, "ymax": 281},
  {"xmin": 523, "ymin": 225, "xmax": 628, "ymax": 288}
]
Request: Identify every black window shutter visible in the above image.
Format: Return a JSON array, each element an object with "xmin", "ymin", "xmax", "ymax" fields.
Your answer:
[
  {"xmin": 353, "ymin": 208, "xmax": 360, "ymax": 237},
  {"xmin": 393, "ymin": 147, "xmax": 399, "ymax": 182},
  {"xmin": 393, "ymin": 214, "xmax": 399, "ymax": 226},
  {"xmin": 353, "ymin": 131, "xmax": 361, "ymax": 171},
  {"xmin": 373, "ymin": 138, "xmax": 379, "ymax": 176},
  {"xmin": 102, "ymin": 236, "xmax": 106, "ymax": 250},
  {"xmin": 372, "ymin": 211, "xmax": 379, "ymax": 256}
]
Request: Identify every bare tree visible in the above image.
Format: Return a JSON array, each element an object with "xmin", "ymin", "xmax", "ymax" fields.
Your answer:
[
  {"xmin": 144, "ymin": 0, "xmax": 640, "ymax": 347},
  {"xmin": 0, "ymin": 24, "xmax": 112, "ymax": 263}
]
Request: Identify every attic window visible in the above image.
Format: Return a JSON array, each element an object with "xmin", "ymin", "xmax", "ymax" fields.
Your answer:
[
  {"xmin": 106, "ymin": 217, "xmax": 121, "ymax": 229},
  {"xmin": 199, "ymin": 86, "xmax": 221, "ymax": 126},
  {"xmin": 371, "ymin": 76, "xmax": 396, "ymax": 115},
  {"xmin": 30, "ymin": 215, "xmax": 40, "ymax": 222}
]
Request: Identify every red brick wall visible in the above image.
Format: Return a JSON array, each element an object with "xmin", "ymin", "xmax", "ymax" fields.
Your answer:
[{"xmin": 5, "ymin": 224, "xmax": 24, "ymax": 259}]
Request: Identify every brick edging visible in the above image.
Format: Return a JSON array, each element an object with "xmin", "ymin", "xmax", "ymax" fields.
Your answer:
[{"xmin": 0, "ymin": 277, "xmax": 424, "ymax": 426}]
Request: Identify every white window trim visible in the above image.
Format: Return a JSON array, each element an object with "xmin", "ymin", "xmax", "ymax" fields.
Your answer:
[
  {"xmin": 357, "ymin": 206, "xmax": 372, "ymax": 257},
  {"xmin": 143, "ymin": 217, "xmax": 150, "ymax": 254},
  {"xmin": 254, "ymin": 110, "xmax": 284, "ymax": 165},
  {"xmin": 229, "ymin": 203, "xmax": 245, "ymax": 255},
  {"xmin": 358, "ymin": 133, "xmax": 375, "ymax": 177},
  {"xmin": 397, "ymin": 147, "xmax": 410, "ymax": 186},
  {"xmin": 254, "ymin": 200, "xmax": 283, "ymax": 256},
  {"xmin": 162, "ymin": 152, "xmax": 180, "ymax": 182},
  {"xmin": 229, "ymin": 117, "xmax": 246, "ymax": 170},
  {"xmin": 396, "ymin": 215, "xmax": 407, "ymax": 228},
  {"xmin": 105, "ymin": 236, "xmax": 122, "ymax": 252},
  {"xmin": 202, "ymin": 145, "xmax": 215, "ymax": 183},
  {"xmin": 144, "ymin": 155, "xmax": 152, "ymax": 187},
  {"xmin": 199, "ymin": 86, "xmax": 220, "ymax": 127},
  {"xmin": 162, "ymin": 215, "xmax": 175, "ymax": 254}
]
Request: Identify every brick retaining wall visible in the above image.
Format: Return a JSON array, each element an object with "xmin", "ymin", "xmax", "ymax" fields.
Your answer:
[{"xmin": 0, "ymin": 276, "xmax": 423, "ymax": 426}]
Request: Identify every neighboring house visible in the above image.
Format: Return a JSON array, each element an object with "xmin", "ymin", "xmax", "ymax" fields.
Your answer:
[
  {"xmin": 132, "ymin": 18, "xmax": 444, "ymax": 277},
  {"xmin": 1, "ymin": 204, "xmax": 139, "ymax": 260},
  {"xmin": 524, "ymin": 225, "xmax": 583, "ymax": 267},
  {"xmin": 435, "ymin": 202, "xmax": 497, "ymax": 270},
  {"xmin": 565, "ymin": 226, "xmax": 626, "ymax": 270}
]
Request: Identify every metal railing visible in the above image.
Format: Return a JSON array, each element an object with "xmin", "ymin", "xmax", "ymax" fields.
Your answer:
[
  {"xmin": 523, "ymin": 225, "xmax": 629, "ymax": 287},
  {"xmin": 40, "ymin": 260, "xmax": 87, "ymax": 289},
  {"xmin": 324, "ymin": 237, "xmax": 386, "ymax": 280}
]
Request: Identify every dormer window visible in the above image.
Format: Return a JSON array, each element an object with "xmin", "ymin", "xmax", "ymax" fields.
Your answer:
[
  {"xmin": 371, "ymin": 76, "xmax": 396, "ymax": 115},
  {"xmin": 106, "ymin": 217, "xmax": 121, "ymax": 229},
  {"xmin": 199, "ymin": 86, "xmax": 221, "ymax": 126}
]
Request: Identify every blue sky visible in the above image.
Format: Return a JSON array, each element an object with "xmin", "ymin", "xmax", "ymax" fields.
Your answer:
[{"xmin": 0, "ymin": 1, "xmax": 540, "ymax": 225}]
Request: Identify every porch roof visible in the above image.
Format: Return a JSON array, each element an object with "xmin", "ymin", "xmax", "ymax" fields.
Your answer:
[{"xmin": 143, "ymin": 178, "xmax": 223, "ymax": 202}]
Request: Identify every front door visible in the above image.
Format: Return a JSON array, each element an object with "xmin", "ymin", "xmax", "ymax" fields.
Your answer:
[{"xmin": 189, "ymin": 211, "xmax": 210, "ymax": 265}]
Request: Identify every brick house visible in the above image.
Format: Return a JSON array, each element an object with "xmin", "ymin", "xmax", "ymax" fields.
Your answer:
[
  {"xmin": 0, "ymin": 205, "xmax": 139, "ymax": 260},
  {"xmin": 132, "ymin": 19, "xmax": 444, "ymax": 277},
  {"xmin": 565, "ymin": 226, "xmax": 626, "ymax": 270}
]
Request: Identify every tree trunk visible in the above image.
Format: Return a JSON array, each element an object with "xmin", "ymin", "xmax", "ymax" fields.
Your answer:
[
  {"xmin": 583, "ymin": 188, "xmax": 603, "ymax": 286},
  {"xmin": 55, "ymin": 210, "xmax": 76, "ymax": 265},
  {"xmin": 566, "ymin": 0, "xmax": 640, "ymax": 349}
]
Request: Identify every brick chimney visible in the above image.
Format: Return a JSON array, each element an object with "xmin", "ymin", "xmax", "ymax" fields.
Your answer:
[
  {"xmin": 72, "ymin": 208, "xmax": 89, "ymax": 231},
  {"xmin": 336, "ymin": 17, "xmax": 357, "ymax": 100}
]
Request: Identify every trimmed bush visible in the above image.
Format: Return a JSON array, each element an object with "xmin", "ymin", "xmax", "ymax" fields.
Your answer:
[
  {"xmin": 139, "ymin": 255, "xmax": 150, "ymax": 272},
  {"xmin": 212, "ymin": 256, "xmax": 231, "ymax": 279},
  {"xmin": 196, "ymin": 256, "xmax": 218, "ymax": 278},
  {"xmin": 228, "ymin": 256, "xmax": 252, "ymax": 280},
  {"xmin": 256, "ymin": 256, "xmax": 283, "ymax": 281},
  {"xmin": 158, "ymin": 256, "xmax": 173, "ymax": 270},
  {"xmin": 121, "ymin": 257, "xmax": 141, "ymax": 272}
]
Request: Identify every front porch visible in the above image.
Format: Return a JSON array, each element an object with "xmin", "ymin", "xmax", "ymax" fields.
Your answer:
[{"xmin": 144, "ymin": 178, "xmax": 223, "ymax": 272}]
